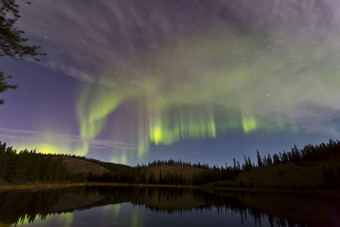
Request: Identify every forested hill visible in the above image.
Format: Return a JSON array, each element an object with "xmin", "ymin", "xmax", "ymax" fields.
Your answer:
[
  {"xmin": 0, "ymin": 143, "xmax": 134, "ymax": 184},
  {"xmin": 61, "ymin": 154, "xmax": 131, "ymax": 172},
  {"xmin": 0, "ymin": 139, "xmax": 339, "ymax": 189}
]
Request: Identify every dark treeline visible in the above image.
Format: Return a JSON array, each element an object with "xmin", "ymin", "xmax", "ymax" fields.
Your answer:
[
  {"xmin": 0, "ymin": 139, "xmax": 339, "ymax": 186},
  {"xmin": 193, "ymin": 139, "xmax": 340, "ymax": 185},
  {"xmin": 61, "ymin": 156, "xmax": 210, "ymax": 184},
  {"xmin": 0, "ymin": 142, "xmax": 143, "ymax": 184},
  {"xmin": 255, "ymin": 139, "xmax": 340, "ymax": 167},
  {"xmin": 0, "ymin": 143, "xmax": 68, "ymax": 183},
  {"xmin": 48, "ymin": 138, "xmax": 340, "ymax": 186},
  {"xmin": 145, "ymin": 159, "xmax": 210, "ymax": 169}
]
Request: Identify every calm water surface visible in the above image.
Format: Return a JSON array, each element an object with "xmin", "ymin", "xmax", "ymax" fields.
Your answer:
[{"xmin": 0, "ymin": 186, "xmax": 339, "ymax": 227}]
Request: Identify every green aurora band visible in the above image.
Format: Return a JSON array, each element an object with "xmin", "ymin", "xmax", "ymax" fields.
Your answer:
[
  {"xmin": 76, "ymin": 85, "xmax": 125, "ymax": 156},
  {"xmin": 73, "ymin": 33, "xmax": 339, "ymax": 163},
  {"xmin": 75, "ymin": 86, "xmax": 298, "ymax": 164}
]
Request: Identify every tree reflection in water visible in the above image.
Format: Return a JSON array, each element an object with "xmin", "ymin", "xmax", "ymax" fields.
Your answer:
[{"xmin": 0, "ymin": 186, "xmax": 339, "ymax": 226}]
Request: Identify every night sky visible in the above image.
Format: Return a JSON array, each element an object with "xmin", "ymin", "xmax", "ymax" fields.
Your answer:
[{"xmin": 1, "ymin": 0, "xmax": 340, "ymax": 166}]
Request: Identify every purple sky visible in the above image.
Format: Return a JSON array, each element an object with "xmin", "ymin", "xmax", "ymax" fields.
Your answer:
[{"xmin": 1, "ymin": 0, "xmax": 339, "ymax": 166}]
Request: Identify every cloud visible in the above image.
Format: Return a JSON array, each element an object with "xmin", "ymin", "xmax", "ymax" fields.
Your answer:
[
  {"xmin": 0, "ymin": 128, "xmax": 136, "ymax": 152},
  {"xmin": 13, "ymin": 0, "xmax": 340, "ymax": 150}
]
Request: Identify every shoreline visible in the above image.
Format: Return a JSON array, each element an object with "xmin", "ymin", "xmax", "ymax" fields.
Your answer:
[
  {"xmin": 0, "ymin": 182, "xmax": 339, "ymax": 197},
  {"xmin": 212, "ymin": 186, "xmax": 340, "ymax": 197},
  {"xmin": 0, "ymin": 182, "xmax": 203, "ymax": 191}
]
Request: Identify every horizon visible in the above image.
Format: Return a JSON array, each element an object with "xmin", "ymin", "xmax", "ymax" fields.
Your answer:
[
  {"xmin": 0, "ymin": 133, "xmax": 336, "ymax": 168},
  {"xmin": 1, "ymin": 0, "xmax": 340, "ymax": 167}
]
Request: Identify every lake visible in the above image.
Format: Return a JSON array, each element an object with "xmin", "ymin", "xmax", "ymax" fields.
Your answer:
[{"xmin": 0, "ymin": 186, "xmax": 339, "ymax": 227}]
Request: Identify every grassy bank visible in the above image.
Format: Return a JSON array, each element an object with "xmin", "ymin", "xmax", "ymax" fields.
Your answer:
[
  {"xmin": 1, "ymin": 182, "xmax": 339, "ymax": 198},
  {"xmin": 0, "ymin": 183, "xmax": 88, "ymax": 191},
  {"xmin": 0, "ymin": 182, "xmax": 203, "ymax": 191}
]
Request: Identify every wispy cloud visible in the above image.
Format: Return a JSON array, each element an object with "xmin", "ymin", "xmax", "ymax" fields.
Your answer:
[
  {"xmin": 0, "ymin": 128, "xmax": 136, "ymax": 151},
  {"xmin": 13, "ymin": 0, "xmax": 340, "ymax": 145}
]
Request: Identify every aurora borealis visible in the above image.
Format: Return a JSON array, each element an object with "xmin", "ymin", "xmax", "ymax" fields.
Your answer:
[{"xmin": 1, "ymin": 0, "xmax": 340, "ymax": 165}]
